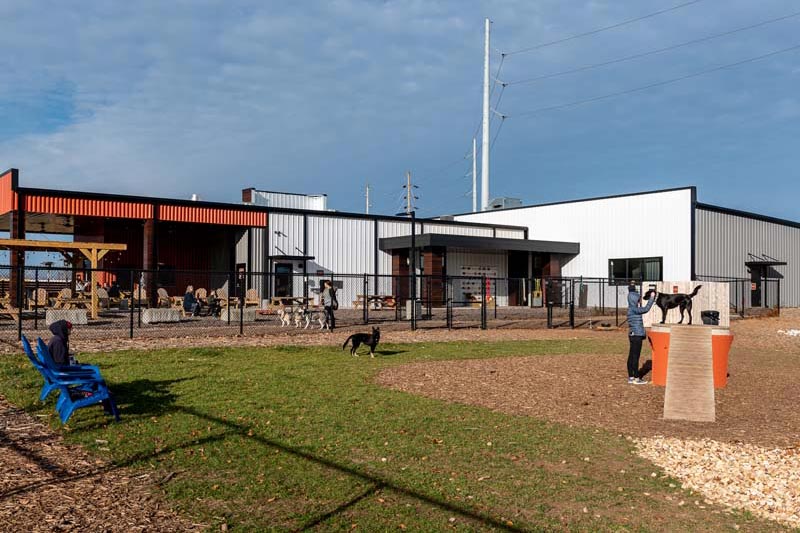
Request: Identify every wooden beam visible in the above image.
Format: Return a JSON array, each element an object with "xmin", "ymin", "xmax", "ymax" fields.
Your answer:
[
  {"xmin": 0, "ymin": 238, "xmax": 127, "ymax": 252},
  {"xmin": 90, "ymin": 248, "xmax": 99, "ymax": 319}
]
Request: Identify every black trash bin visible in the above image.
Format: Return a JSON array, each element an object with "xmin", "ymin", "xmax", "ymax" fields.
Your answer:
[{"xmin": 701, "ymin": 310, "xmax": 720, "ymax": 326}]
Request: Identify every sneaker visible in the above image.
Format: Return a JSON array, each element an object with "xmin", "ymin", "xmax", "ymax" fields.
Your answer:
[
  {"xmin": 631, "ymin": 378, "xmax": 649, "ymax": 385},
  {"xmin": 627, "ymin": 377, "xmax": 636, "ymax": 384}
]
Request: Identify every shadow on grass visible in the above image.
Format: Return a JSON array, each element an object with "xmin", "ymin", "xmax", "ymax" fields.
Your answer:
[
  {"xmin": 111, "ymin": 378, "xmax": 188, "ymax": 417},
  {"xmin": 1, "ymin": 402, "xmax": 525, "ymax": 532},
  {"xmin": 376, "ymin": 350, "xmax": 406, "ymax": 357}
]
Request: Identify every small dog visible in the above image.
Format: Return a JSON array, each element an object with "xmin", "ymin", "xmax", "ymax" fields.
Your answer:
[
  {"xmin": 277, "ymin": 306, "xmax": 301, "ymax": 327},
  {"xmin": 342, "ymin": 327, "xmax": 381, "ymax": 357},
  {"xmin": 644, "ymin": 285, "xmax": 702, "ymax": 325}
]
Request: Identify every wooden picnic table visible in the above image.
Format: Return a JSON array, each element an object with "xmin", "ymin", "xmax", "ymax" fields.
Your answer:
[{"xmin": 354, "ymin": 294, "xmax": 396, "ymax": 310}]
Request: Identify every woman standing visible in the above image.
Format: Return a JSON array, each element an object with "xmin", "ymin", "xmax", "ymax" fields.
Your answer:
[{"xmin": 321, "ymin": 280, "xmax": 338, "ymax": 331}]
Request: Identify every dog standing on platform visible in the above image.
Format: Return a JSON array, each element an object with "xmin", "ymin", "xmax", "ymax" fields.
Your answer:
[
  {"xmin": 644, "ymin": 285, "xmax": 702, "ymax": 325},
  {"xmin": 342, "ymin": 327, "xmax": 381, "ymax": 357}
]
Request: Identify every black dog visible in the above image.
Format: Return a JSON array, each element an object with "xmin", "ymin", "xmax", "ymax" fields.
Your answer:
[
  {"xmin": 644, "ymin": 285, "xmax": 702, "ymax": 325},
  {"xmin": 342, "ymin": 327, "xmax": 381, "ymax": 358}
]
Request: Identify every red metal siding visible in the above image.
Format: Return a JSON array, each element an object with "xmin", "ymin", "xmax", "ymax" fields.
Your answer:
[
  {"xmin": 0, "ymin": 170, "xmax": 17, "ymax": 215},
  {"xmin": 160, "ymin": 205, "xmax": 266, "ymax": 226},
  {"xmin": 25, "ymin": 195, "xmax": 153, "ymax": 219}
]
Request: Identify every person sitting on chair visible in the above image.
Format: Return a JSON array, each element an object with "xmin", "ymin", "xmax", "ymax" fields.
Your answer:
[
  {"xmin": 183, "ymin": 285, "xmax": 201, "ymax": 316},
  {"xmin": 206, "ymin": 291, "xmax": 222, "ymax": 317},
  {"xmin": 108, "ymin": 281, "xmax": 121, "ymax": 299},
  {"xmin": 47, "ymin": 320, "xmax": 74, "ymax": 366}
]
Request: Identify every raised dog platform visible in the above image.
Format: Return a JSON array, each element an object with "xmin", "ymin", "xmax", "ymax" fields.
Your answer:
[
  {"xmin": 45, "ymin": 309, "xmax": 88, "ymax": 326},
  {"xmin": 141, "ymin": 308, "xmax": 181, "ymax": 324}
]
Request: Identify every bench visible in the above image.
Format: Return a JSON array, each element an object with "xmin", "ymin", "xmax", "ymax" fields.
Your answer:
[
  {"xmin": 142, "ymin": 308, "xmax": 181, "ymax": 324},
  {"xmin": 46, "ymin": 309, "xmax": 89, "ymax": 326}
]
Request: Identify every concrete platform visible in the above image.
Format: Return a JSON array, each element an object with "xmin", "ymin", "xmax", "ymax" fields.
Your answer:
[
  {"xmin": 219, "ymin": 308, "xmax": 257, "ymax": 323},
  {"xmin": 142, "ymin": 308, "xmax": 181, "ymax": 324},
  {"xmin": 46, "ymin": 309, "xmax": 88, "ymax": 326}
]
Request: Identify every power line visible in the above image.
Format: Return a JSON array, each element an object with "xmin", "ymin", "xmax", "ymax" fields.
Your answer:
[
  {"xmin": 508, "ymin": 42, "xmax": 800, "ymax": 118},
  {"xmin": 504, "ymin": 0, "xmax": 705, "ymax": 56},
  {"xmin": 504, "ymin": 10, "xmax": 800, "ymax": 86},
  {"xmin": 490, "ymin": 117, "xmax": 506, "ymax": 151}
]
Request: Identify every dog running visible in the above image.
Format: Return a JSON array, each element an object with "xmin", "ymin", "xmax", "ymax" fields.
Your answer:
[
  {"xmin": 277, "ymin": 306, "xmax": 330, "ymax": 330},
  {"xmin": 342, "ymin": 327, "xmax": 381, "ymax": 357},
  {"xmin": 644, "ymin": 285, "xmax": 702, "ymax": 325}
]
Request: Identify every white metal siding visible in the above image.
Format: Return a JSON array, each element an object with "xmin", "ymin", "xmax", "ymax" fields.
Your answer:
[
  {"xmin": 269, "ymin": 213, "xmax": 305, "ymax": 258},
  {"xmin": 423, "ymin": 223, "xmax": 493, "ymax": 237},
  {"xmin": 251, "ymin": 191, "xmax": 327, "ymax": 210},
  {"xmin": 455, "ymin": 189, "xmax": 694, "ymax": 280},
  {"xmin": 496, "ymin": 228, "xmax": 525, "ymax": 239},
  {"xmin": 235, "ymin": 229, "xmax": 248, "ymax": 265},
  {"xmin": 696, "ymin": 208, "xmax": 800, "ymax": 306}
]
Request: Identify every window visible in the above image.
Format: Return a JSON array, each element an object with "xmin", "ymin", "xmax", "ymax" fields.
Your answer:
[{"xmin": 608, "ymin": 257, "xmax": 662, "ymax": 284}]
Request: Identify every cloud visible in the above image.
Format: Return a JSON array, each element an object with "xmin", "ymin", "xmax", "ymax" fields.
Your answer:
[{"xmin": 0, "ymin": 0, "xmax": 798, "ymax": 220}]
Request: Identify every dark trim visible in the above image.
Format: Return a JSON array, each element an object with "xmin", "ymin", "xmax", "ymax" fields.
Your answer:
[
  {"xmin": 268, "ymin": 254, "xmax": 315, "ymax": 261},
  {"xmin": 697, "ymin": 202, "xmax": 800, "ymax": 230},
  {"xmin": 302, "ymin": 213, "xmax": 308, "ymax": 276},
  {"xmin": 745, "ymin": 260, "xmax": 787, "ymax": 267},
  {"xmin": 266, "ymin": 214, "xmax": 272, "ymax": 299},
  {"xmin": 447, "ymin": 186, "xmax": 697, "ymax": 217},
  {"xmin": 608, "ymin": 256, "xmax": 663, "ymax": 285},
  {"xmin": 493, "ymin": 227, "xmax": 496, "ymax": 238},
  {"xmin": 379, "ymin": 234, "xmax": 580, "ymax": 255},
  {"xmin": 16, "ymin": 184, "xmax": 524, "ymax": 231},
  {"xmin": 690, "ymin": 186, "xmax": 697, "ymax": 281}
]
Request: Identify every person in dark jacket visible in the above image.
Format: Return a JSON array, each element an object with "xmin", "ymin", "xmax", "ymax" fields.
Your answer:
[
  {"xmin": 321, "ymin": 280, "xmax": 337, "ymax": 331},
  {"xmin": 627, "ymin": 284, "xmax": 656, "ymax": 384},
  {"xmin": 183, "ymin": 285, "xmax": 201, "ymax": 316},
  {"xmin": 47, "ymin": 320, "xmax": 73, "ymax": 366},
  {"xmin": 108, "ymin": 281, "xmax": 121, "ymax": 299}
]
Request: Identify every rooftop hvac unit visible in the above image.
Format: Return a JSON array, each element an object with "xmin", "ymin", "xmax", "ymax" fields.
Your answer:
[{"xmin": 488, "ymin": 197, "xmax": 522, "ymax": 210}]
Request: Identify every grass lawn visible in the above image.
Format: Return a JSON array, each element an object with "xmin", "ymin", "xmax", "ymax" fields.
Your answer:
[{"xmin": 0, "ymin": 339, "xmax": 780, "ymax": 531}]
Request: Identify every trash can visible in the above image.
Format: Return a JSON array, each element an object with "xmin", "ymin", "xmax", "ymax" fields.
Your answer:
[{"xmin": 701, "ymin": 310, "xmax": 720, "ymax": 326}]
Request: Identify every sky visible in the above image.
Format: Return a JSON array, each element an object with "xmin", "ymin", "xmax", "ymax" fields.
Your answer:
[{"xmin": 1, "ymin": 0, "xmax": 799, "ymax": 221}]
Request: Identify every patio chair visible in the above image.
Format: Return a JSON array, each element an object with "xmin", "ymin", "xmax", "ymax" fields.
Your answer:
[
  {"xmin": 96, "ymin": 287, "xmax": 111, "ymax": 310},
  {"xmin": 52, "ymin": 288, "xmax": 72, "ymax": 309},
  {"xmin": 0, "ymin": 300, "xmax": 20, "ymax": 322},
  {"xmin": 35, "ymin": 337, "xmax": 119, "ymax": 424},
  {"xmin": 244, "ymin": 288, "xmax": 259, "ymax": 308},
  {"xmin": 28, "ymin": 288, "xmax": 50, "ymax": 311},
  {"xmin": 132, "ymin": 286, "xmax": 149, "ymax": 308},
  {"xmin": 157, "ymin": 288, "xmax": 171, "ymax": 308},
  {"xmin": 195, "ymin": 287, "xmax": 207, "ymax": 302}
]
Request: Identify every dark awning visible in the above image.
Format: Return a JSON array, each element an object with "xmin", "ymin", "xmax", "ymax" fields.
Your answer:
[
  {"xmin": 378, "ymin": 234, "xmax": 579, "ymax": 255},
  {"xmin": 268, "ymin": 255, "xmax": 315, "ymax": 261},
  {"xmin": 746, "ymin": 260, "xmax": 786, "ymax": 267}
]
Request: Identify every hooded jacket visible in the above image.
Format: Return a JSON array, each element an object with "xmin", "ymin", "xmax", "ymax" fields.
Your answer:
[
  {"xmin": 47, "ymin": 320, "xmax": 71, "ymax": 365},
  {"xmin": 627, "ymin": 290, "xmax": 655, "ymax": 337}
]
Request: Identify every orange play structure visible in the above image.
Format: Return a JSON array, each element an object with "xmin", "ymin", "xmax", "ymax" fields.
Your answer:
[{"xmin": 648, "ymin": 325, "xmax": 733, "ymax": 388}]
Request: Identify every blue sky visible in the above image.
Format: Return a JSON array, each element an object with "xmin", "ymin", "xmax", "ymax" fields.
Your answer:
[{"xmin": 1, "ymin": 0, "xmax": 798, "ymax": 220}]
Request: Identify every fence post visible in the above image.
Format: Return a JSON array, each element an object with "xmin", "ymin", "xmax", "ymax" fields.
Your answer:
[
  {"xmin": 615, "ymin": 284, "xmax": 619, "ymax": 327},
  {"xmin": 363, "ymin": 274, "xmax": 368, "ymax": 325},
  {"xmin": 34, "ymin": 267, "xmax": 39, "ymax": 331},
  {"xmin": 16, "ymin": 264, "xmax": 23, "ymax": 341},
  {"xmin": 547, "ymin": 301, "xmax": 554, "ymax": 329},
  {"xmin": 129, "ymin": 270, "xmax": 134, "ymax": 339},
  {"xmin": 239, "ymin": 289, "xmax": 244, "ymax": 336},
  {"xmin": 137, "ymin": 275, "xmax": 142, "ymax": 328},
  {"xmin": 481, "ymin": 275, "xmax": 487, "ymax": 330},
  {"xmin": 446, "ymin": 277, "xmax": 452, "ymax": 329},
  {"xmin": 569, "ymin": 279, "xmax": 575, "ymax": 329}
]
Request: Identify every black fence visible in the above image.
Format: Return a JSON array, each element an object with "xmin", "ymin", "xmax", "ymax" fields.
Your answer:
[{"xmin": 0, "ymin": 266, "xmax": 782, "ymax": 344}]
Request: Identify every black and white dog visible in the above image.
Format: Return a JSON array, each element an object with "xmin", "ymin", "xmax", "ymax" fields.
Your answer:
[
  {"xmin": 300, "ymin": 307, "xmax": 330, "ymax": 330},
  {"xmin": 342, "ymin": 327, "xmax": 381, "ymax": 357},
  {"xmin": 644, "ymin": 285, "xmax": 702, "ymax": 325}
]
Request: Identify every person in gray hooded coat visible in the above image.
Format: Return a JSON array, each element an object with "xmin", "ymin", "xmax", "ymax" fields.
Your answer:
[
  {"xmin": 47, "ymin": 319, "xmax": 73, "ymax": 366},
  {"xmin": 626, "ymin": 284, "xmax": 656, "ymax": 384}
]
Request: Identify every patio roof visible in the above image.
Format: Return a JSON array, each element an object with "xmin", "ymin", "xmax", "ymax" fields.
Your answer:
[{"xmin": 378, "ymin": 234, "xmax": 579, "ymax": 255}]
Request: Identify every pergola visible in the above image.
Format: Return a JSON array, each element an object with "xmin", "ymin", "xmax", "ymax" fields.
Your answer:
[{"xmin": 0, "ymin": 238, "xmax": 127, "ymax": 319}]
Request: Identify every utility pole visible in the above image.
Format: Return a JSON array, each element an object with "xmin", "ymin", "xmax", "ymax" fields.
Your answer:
[
  {"xmin": 472, "ymin": 137, "xmax": 477, "ymax": 213},
  {"xmin": 365, "ymin": 183, "xmax": 371, "ymax": 214},
  {"xmin": 403, "ymin": 171, "xmax": 418, "ymax": 215},
  {"xmin": 481, "ymin": 17, "xmax": 491, "ymax": 211}
]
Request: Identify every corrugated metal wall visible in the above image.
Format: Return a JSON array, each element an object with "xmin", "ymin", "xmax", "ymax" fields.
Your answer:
[
  {"xmin": 696, "ymin": 208, "xmax": 800, "ymax": 306},
  {"xmin": 455, "ymin": 189, "xmax": 694, "ymax": 280},
  {"xmin": 496, "ymin": 228, "xmax": 525, "ymax": 239},
  {"xmin": 251, "ymin": 191, "xmax": 327, "ymax": 211},
  {"xmin": 423, "ymin": 223, "xmax": 493, "ymax": 237},
  {"xmin": 269, "ymin": 213, "xmax": 305, "ymax": 259}
]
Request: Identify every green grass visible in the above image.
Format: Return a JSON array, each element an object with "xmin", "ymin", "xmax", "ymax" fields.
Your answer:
[{"xmin": 0, "ymin": 339, "xmax": 782, "ymax": 531}]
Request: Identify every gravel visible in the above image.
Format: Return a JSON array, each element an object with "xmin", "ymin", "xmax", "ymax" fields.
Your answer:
[{"xmin": 636, "ymin": 437, "xmax": 800, "ymax": 528}]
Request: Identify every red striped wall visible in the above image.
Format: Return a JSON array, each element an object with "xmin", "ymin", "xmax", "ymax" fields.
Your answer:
[
  {"xmin": 25, "ymin": 195, "xmax": 153, "ymax": 219},
  {"xmin": 0, "ymin": 170, "xmax": 17, "ymax": 215},
  {"xmin": 160, "ymin": 205, "xmax": 266, "ymax": 226}
]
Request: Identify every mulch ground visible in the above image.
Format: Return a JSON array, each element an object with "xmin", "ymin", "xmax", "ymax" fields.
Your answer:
[
  {"xmin": 0, "ymin": 402, "xmax": 205, "ymax": 532},
  {"xmin": 377, "ymin": 310, "xmax": 800, "ymax": 448}
]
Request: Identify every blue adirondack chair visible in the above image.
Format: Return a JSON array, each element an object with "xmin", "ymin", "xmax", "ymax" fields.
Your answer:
[
  {"xmin": 21, "ymin": 335, "xmax": 62, "ymax": 402},
  {"xmin": 34, "ymin": 337, "xmax": 120, "ymax": 424}
]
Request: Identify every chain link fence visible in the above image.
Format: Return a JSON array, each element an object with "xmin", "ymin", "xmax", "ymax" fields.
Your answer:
[{"xmin": 0, "ymin": 266, "xmax": 782, "ymax": 345}]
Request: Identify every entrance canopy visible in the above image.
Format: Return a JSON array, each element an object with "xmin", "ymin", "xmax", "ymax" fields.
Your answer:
[
  {"xmin": 0, "ymin": 238, "xmax": 127, "ymax": 319},
  {"xmin": 379, "ymin": 233, "xmax": 580, "ymax": 255}
]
